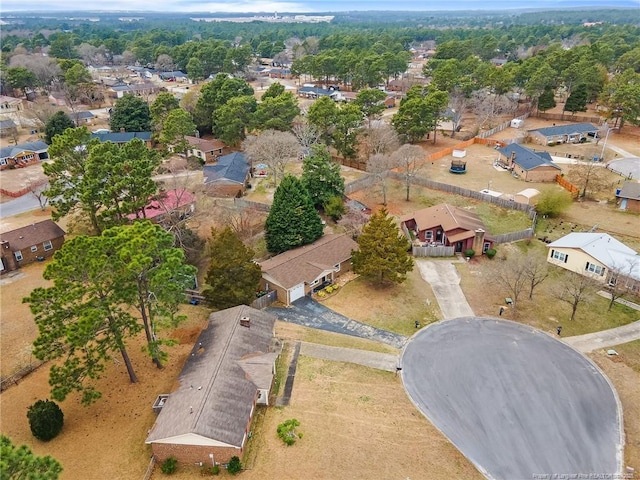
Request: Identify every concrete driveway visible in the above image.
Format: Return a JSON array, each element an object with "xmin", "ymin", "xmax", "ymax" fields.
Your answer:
[
  {"xmin": 415, "ymin": 259, "xmax": 474, "ymax": 319},
  {"xmin": 401, "ymin": 317, "xmax": 622, "ymax": 480},
  {"xmin": 267, "ymin": 296, "xmax": 407, "ymax": 349}
]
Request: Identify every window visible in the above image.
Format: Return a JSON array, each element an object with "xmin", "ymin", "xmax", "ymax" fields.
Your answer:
[
  {"xmin": 309, "ymin": 279, "xmax": 319, "ymax": 287},
  {"xmin": 14, "ymin": 251, "xmax": 23, "ymax": 261},
  {"xmin": 585, "ymin": 262, "xmax": 604, "ymax": 276},
  {"xmin": 30, "ymin": 245, "xmax": 38, "ymax": 253},
  {"xmin": 551, "ymin": 249, "xmax": 567, "ymax": 263},
  {"xmin": 0, "ymin": 159, "xmax": 7, "ymax": 166},
  {"xmin": 334, "ymin": 263, "xmax": 341, "ymax": 272},
  {"xmin": 483, "ymin": 242, "xmax": 491, "ymax": 253},
  {"xmin": 608, "ymin": 276, "xmax": 617, "ymax": 287},
  {"xmin": 425, "ymin": 231, "xmax": 433, "ymax": 240},
  {"xmin": 43, "ymin": 240, "xmax": 53, "ymax": 251}
]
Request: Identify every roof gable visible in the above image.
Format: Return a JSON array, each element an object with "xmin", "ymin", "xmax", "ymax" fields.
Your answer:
[
  {"xmin": 0, "ymin": 220, "xmax": 65, "ymax": 250},
  {"xmin": 146, "ymin": 305, "xmax": 276, "ymax": 447},
  {"xmin": 259, "ymin": 234, "xmax": 358, "ymax": 290},
  {"xmin": 203, "ymin": 152, "xmax": 249, "ymax": 184},
  {"xmin": 127, "ymin": 189, "xmax": 195, "ymax": 220},
  {"xmin": 498, "ymin": 144, "xmax": 560, "ymax": 171},
  {"xmin": 401, "ymin": 204, "xmax": 488, "ymax": 236},
  {"xmin": 185, "ymin": 136, "xmax": 225, "ymax": 153}
]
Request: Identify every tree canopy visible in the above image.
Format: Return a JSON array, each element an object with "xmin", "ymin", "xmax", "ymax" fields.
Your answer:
[
  {"xmin": 44, "ymin": 111, "xmax": 75, "ymax": 143},
  {"xmin": 265, "ymin": 175, "xmax": 324, "ymax": 254},
  {"xmin": 351, "ymin": 207, "xmax": 413, "ymax": 285},
  {"xmin": 301, "ymin": 144, "xmax": 345, "ymax": 209},
  {"xmin": 0, "ymin": 435, "xmax": 63, "ymax": 480},
  {"xmin": 110, "ymin": 94, "xmax": 151, "ymax": 132}
]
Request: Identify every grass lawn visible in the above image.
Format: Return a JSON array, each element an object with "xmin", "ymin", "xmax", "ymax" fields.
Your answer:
[
  {"xmin": 322, "ymin": 267, "xmax": 441, "ymax": 336},
  {"xmin": 607, "ymin": 340, "xmax": 640, "ymax": 373}
]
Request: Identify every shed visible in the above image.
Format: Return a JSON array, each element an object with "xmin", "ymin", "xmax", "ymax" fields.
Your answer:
[{"xmin": 514, "ymin": 188, "xmax": 540, "ymax": 205}]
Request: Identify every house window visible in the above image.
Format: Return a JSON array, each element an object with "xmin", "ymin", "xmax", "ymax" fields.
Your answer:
[
  {"xmin": 14, "ymin": 251, "xmax": 23, "ymax": 261},
  {"xmin": 0, "ymin": 159, "xmax": 7, "ymax": 166},
  {"xmin": 483, "ymin": 242, "xmax": 491, "ymax": 253},
  {"xmin": 425, "ymin": 231, "xmax": 433, "ymax": 240},
  {"xmin": 31, "ymin": 245, "xmax": 38, "ymax": 253},
  {"xmin": 585, "ymin": 262, "xmax": 604, "ymax": 276},
  {"xmin": 608, "ymin": 276, "xmax": 617, "ymax": 287},
  {"xmin": 309, "ymin": 279, "xmax": 319, "ymax": 287},
  {"xmin": 43, "ymin": 240, "xmax": 53, "ymax": 251},
  {"xmin": 551, "ymin": 249, "xmax": 568, "ymax": 263},
  {"xmin": 334, "ymin": 263, "xmax": 341, "ymax": 272}
]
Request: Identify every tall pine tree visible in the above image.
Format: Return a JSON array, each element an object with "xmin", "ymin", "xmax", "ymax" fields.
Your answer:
[
  {"xmin": 204, "ymin": 227, "xmax": 262, "ymax": 309},
  {"xmin": 265, "ymin": 175, "xmax": 323, "ymax": 254},
  {"xmin": 564, "ymin": 84, "xmax": 588, "ymax": 114},
  {"xmin": 301, "ymin": 144, "xmax": 345, "ymax": 209},
  {"xmin": 537, "ymin": 87, "xmax": 556, "ymax": 112},
  {"xmin": 352, "ymin": 208, "xmax": 413, "ymax": 285}
]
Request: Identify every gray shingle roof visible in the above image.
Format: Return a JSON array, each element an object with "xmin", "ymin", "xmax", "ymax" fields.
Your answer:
[
  {"xmin": 0, "ymin": 220, "xmax": 65, "ymax": 251},
  {"xmin": 90, "ymin": 132, "xmax": 152, "ymax": 143},
  {"xmin": 0, "ymin": 140, "xmax": 49, "ymax": 159},
  {"xmin": 145, "ymin": 305, "xmax": 276, "ymax": 447},
  {"xmin": 498, "ymin": 143, "xmax": 561, "ymax": 171},
  {"xmin": 0, "ymin": 119, "xmax": 17, "ymax": 129},
  {"xmin": 203, "ymin": 152, "xmax": 249, "ymax": 185},
  {"xmin": 617, "ymin": 181, "xmax": 640, "ymax": 200},
  {"xmin": 259, "ymin": 234, "xmax": 358, "ymax": 290},
  {"xmin": 529, "ymin": 122, "xmax": 598, "ymax": 137}
]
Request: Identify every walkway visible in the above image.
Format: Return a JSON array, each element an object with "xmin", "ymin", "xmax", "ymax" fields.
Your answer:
[
  {"xmin": 300, "ymin": 342, "xmax": 399, "ymax": 372},
  {"xmin": 415, "ymin": 259, "xmax": 474, "ymax": 319},
  {"xmin": 564, "ymin": 320, "xmax": 640, "ymax": 353},
  {"xmin": 267, "ymin": 297, "xmax": 407, "ymax": 349}
]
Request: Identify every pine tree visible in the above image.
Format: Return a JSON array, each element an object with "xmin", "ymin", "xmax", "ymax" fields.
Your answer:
[
  {"xmin": 265, "ymin": 175, "xmax": 323, "ymax": 254},
  {"xmin": 203, "ymin": 227, "xmax": 262, "ymax": 309},
  {"xmin": 352, "ymin": 208, "xmax": 413, "ymax": 285},
  {"xmin": 564, "ymin": 84, "xmax": 588, "ymax": 114},
  {"xmin": 537, "ymin": 87, "xmax": 556, "ymax": 112},
  {"xmin": 301, "ymin": 145, "xmax": 345, "ymax": 209}
]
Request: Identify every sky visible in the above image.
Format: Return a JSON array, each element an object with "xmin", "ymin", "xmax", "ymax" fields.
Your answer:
[{"xmin": 1, "ymin": 0, "xmax": 637, "ymax": 12}]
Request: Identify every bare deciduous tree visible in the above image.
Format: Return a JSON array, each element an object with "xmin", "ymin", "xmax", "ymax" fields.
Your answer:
[
  {"xmin": 553, "ymin": 271, "xmax": 598, "ymax": 321},
  {"xmin": 361, "ymin": 123, "xmax": 400, "ymax": 160},
  {"xmin": 448, "ymin": 90, "xmax": 467, "ymax": 138},
  {"xmin": 567, "ymin": 162, "xmax": 609, "ymax": 199},
  {"xmin": 26, "ymin": 179, "xmax": 49, "ymax": 211},
  {"xmin": 367, "ymin": 153, "xmax": 394, "ymax": 206},
  {"xmin": 491, "ymin": 254, "xmax": 529, "ymax": 308},
  {"xmin": 155, "ymin": 54, "xmax": 175, "ymax": 72},
  {"xmin": 470, "ymin": 90, "xmax": 517, "ymax": 129},
  {"xmin": 338, "ymin": 207, "xmax": 370, "ymax": 239},
  {"xmin": 605, "ymin": 258, "xmax": 639, "ymax": 310},
  {"xmin": 524, "ymin": 255, "xmax": 550, "ymax": 300},
  {"xmin": 391, "ymin": 144, "xmax": 424, "ymax": 201},
  {"xmin": 9, "ymin": 54, "xmax": 61, "ymax": 93},
  {"xmin": 292, "ymin": 120, "xmax": 321, "ymax": 150},
  {"xmin": 244, "ymin": 130, "xmax": 301, "ymax": 187}
]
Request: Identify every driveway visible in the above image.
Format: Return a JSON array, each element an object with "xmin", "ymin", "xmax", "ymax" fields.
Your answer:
[
  {"xmin": 415, "ymin": 259, "xmax": 474, "ymax": 319},
  {"xmin": 401, "ymin": 317, "xmax": 622, "ymax": 480},
  {"xmin": 564, "ymin": 320, "xmax": 640, "ymax": 353},
  {"xmin": 267, "ymin": 296, "xmax": 407, "ymax": 349}
]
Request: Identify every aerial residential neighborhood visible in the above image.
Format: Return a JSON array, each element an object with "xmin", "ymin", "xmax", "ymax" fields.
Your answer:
[{"xmin": 0, "ymin": 4, "xmax": 639, "ymax": 480}]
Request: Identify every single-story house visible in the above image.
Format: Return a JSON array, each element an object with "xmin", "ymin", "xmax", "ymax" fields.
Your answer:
[
  {"xmin": 0, "ymin": 119, "xmax": 18, "ymax": 137},
  {"xmin": 90, "ymin": 131, "xmax": 153, "ymax": 148},
  {"xmin": 0, "ymin": 95, "xmax": 24, "ymax": 112},
  {"xmin": 159, "ymin": 71, "xmax": 189, "ymax": 82},
  {"xmin": 127, "ymin": 189, "xmax": 195, "ymax": 223},
  {"xmin": 0, "ymin": 140, "xmax": 49, "ymax": 170},
  {"xmin": 258, "ymin": 234, "xmax": 358, "ymax": 305},
  {"xmin": 109, "ymin": 83, "xmax": 159, "ymax": 99},
  {"xmin": 71, "ymin": 110, "xmax": 95, "ymax": 125},
  {"xmin": 297, "ymin": 86, "xmax": 336, "ymax": 99},
  {"xmin": 386, "ymin": 77, "xmax": 428, "ymax": 93},
  {"xmin": 145, "ymin": 305, "xmax": 278, "ymax": 465},
  {"xmin": 547, "ymin": 232, "xmax": 640, "ymax": 293},
  {"xmin": 497, "ymin": 144, "xmax": 562, "ymax": 182},
  {"xmin": 400, "ymin": 204, "xmax": 494, "ymax": 254},
  {"xmin": 528, "ymin": 123, "xmax": 598, "ymax": 145},
  {"xmin": 203, "ymin": 152, "xmax": 250, "ymax": 198},
  {"xmin": 616, "ymin": 182, "xmax": 640, "ymax": 213},
  {"xmin": 185, "ymin": 136, "xmax": 226, "ymax": 163},
  {"xmin": 0, "ymin": 220, "xmax": 66, "ymax": 273},
  {"xmin": 268, "ymin": 68, "xmax": 293, "ymax": 79}
]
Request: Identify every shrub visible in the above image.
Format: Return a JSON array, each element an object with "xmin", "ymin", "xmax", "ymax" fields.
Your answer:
[
  {"xmin": 536, "ymin": 189, "xmax": 573, "ymax": 217},
  {"xmin": 325, "ymin": 286, "xmax": 333, "ymax": 294},
  {"xmin": 211, "ymin": 465, "xmax": 220, "ymax": 475},
  {"xmin": 227, "ymin": 456, "xmax": 242, "ymax": 475},
  {"xmin": 161, "ymin": 456, "xmax": 178, "ymax": 474},
  {"xmin": 27, "ymin": 400, "xmax": 64, "ymax": 441},
  {"xmin": 277, "ymin": 418, "xmax": 302, "ymax": 446},
  {"xmin": 317, "ymin": 291, "xmax": 326, "ymax": 298},
  {"xmin": 323, "ymin": 195, "xmax": 346, "ymax": 221},
  {"xmin": 464, "ymin": 249, "xmax": 475, "ymax": 259},
  {"xmin": 486, "ymin": 248, "xmax": 497, "ymax": 259}
]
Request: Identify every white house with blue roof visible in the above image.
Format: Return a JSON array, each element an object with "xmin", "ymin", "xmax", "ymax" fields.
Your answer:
[
  {"xmin": 497, "ymin": 143, "xmax": 562, "ymax": 182},
  {"xmin": 528, "ymin": 122, "xmax": 598, "ymax": 145},
  {"xmin": 547, "ymin": 232, "xmax": 640, "ymax": 293}
]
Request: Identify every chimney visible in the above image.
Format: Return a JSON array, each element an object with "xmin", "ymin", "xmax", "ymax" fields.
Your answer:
[
  {"xmin": 472, "ymin": 228, "xmax": 485, "ymax": 255},
  {"xmin": 120, "ymin": 127, "xmax": 125, "ymax": 133},
  {"xmin": 240, "ymin": 316, "xmax": 250, "ymax": 328}
]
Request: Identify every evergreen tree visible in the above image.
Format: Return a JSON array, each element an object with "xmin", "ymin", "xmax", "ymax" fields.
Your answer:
[
  {"xmin": 203, "ymin": 227, "xmax": 262, "ymax": 309},
  {"xmin": 265, "ymin": 175, "xmax": 323, "ymax": 254},
  {"xmin": 27, "ymin": 400, "xmax": 64, "ymax": 441},
  {"xmin": 352, "ymin": 208, "xmax": 413, "ymax": 285},
  {"xmin": 564, "ymin": 84, "xmax": 588, "ymax": 114},
  {"xmin": 0, "ymin": 435, "xmax": 63, "ymax": 480},
  {"xmin": 150, "ymin": 92, "xmax": 180, "ymax": 134},
  {"xmin": 44, "ymin": 111, "xmax": 75, "ymax": 143},
  {"xmin": 110, "ymin": 94, "xmax": 151, "ymax": 132},
  {"xmin": 537, "ymin": 87, "xmax": 556, "ymax": 112},
  {"xmin": 301, "ymin": 144, "xmax": 345, "ymax": 209}
]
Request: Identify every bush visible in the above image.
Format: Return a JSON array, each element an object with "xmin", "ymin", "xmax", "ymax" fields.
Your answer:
[
  {"xmin": 464, "ymin": 249, "xmax": 475, "ymax": 259},
  {"xmin": 211, "ymin": 465, "xmax": 220, "ymax": 475},
  {"xmin": 536, "ymin": 189, "xmax": 573, "ymax": 217},
  {"xmin": 323, "ymin": 195, "xmax": 346, "ymax": 221},
  {"xmin": 486, "ymin": 248, "xmax": 497, "ymax": 259},
  {"xmin": 317, "ymin": 290, "xmax": 326, "ymax": 298},
  {"xmin": 325, "ymin": 286, "xmax": 333, "ymax": 294},
  {"xmin": 161, "ymin": 456, "xmax": 178, "ymax": 474},
  {"xmin": 27, "ymin": 400, "xmax": 64, "ymax": 441},
  {"xmin": 277, "ymin": 418, "xmax": 302, "ymax": 446},
  {"xmin": 227, "ymin": 456, "xmax": 242, "ymax": 475}
]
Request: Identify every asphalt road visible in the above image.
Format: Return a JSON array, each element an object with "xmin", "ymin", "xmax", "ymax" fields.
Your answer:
[
  {"xmin": 401, "ymin": 317, "xmax": 622, "ymax": 480},
  {"xmin": 0, "ymin": 193, "xmax": 42, "ymax": 218}
]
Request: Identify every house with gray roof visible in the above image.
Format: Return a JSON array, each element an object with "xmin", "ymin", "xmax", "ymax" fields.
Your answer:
[
  {"xmin": 498, "ymin": 143, "xmax": 561, "ymax": 182},
  {"xmin": 90, "ymin": 131, "xmax": 152, "ymax": 147},
  {"xmin": 259, "ymin": 234, "xmax": 358, "ymax": 304},
  {"xmin": 203, "ymin": 152, "xmax": 250, "ymax": 197},
  {"xmin": 0, "ymin": 119, "xmax": 17, "ymax": 137},
  {"xmin": 145, "ymin": 305, "xmax": 278, "ymax": 465},
  {"xmin": 0, "ymin": 140, "xmax": 49, "ymax": 170},
  {"xmin": 547, "ymin": 232, "xmax": 640, "ymax": 294},
  {"xmin": 71, "ymin": 110, "xmax": 95, "ymax": 125},
  {"xmin": 616, "ymin": 181, "xmax": 640, "ymax": 213},
  {"xmin": 297, "ymin": 86, "xmax": 337, "ymax": 99},
  {"xmin": 528, "ymin": 122, "xmax": 598, "ymax": 145}
]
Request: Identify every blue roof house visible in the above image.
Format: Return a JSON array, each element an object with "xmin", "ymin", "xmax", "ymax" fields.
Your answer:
[
  {"xmin": 498, "ymin": 143, "xmax": 561, "ymax": 182},
  {"xmin": 203, "ymin": 152, "xmax": 250, "ymax": 197}
]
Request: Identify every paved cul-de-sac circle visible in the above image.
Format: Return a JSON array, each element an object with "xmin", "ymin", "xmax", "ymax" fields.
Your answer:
[{"xmin": 401, "ymin": 317, "xmax": 622, "ymax": 480}]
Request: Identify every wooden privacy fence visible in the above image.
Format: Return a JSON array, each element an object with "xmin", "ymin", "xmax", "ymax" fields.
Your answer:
[
  {"xmin": 344, "ymin": 174, "xmax": 378, "ymax": 195},
  {"xmin": 530, "ymin": 112, "xmax": 603, "ymax": 124},
  {"xmin": 476, "ymin": 113, "xmax": 530, "ymax": 139},
  {"xmin": 251, "ymin": 290, "xmax": 277, "ymax": 309},
  {"xmin": 555, "ymin": 175, "xmax": 579, "ymax": 197},
  {"xmin": 234, "ymin": 197, "xmax": 271, "ymax": 213},
  {"xmin": 412, "ymin": 245, "xmax": 455, "ymax": 257},
  {"xmin": 492, "ymin": 229, "xmax": 534, "ymax": 244}
]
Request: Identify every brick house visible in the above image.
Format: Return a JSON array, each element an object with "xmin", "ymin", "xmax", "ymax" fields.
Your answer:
[
  {"xmin": 400, "ymin": 204, "xmax": 494, "ymax": 255},
  {"xmin": 497, "ymin": 144, "xmax": 562, "ymax": 182},
  {"xmin": 203, "ymin": 152, "xmax": 250, "ymax": 197},
  {"xmin": 0, "ymin": 140, "xmax": 49, "ymax": 170},
  {"xmin": 258, "ymin": 234, "xmax": 358, "ymax": 305},
  {"xmin": 616, "ymin": 182, "xmax": 640, "ymax": 213},
  {"xmin": 145, "ymin": 305, "xmax": 278, "ymax": 465},
  {"xmin": 0, "ymin": 220, "xmax": 65, "ymax": 273},
  {"xmin": 528, "ymin": 123, "xmax": 598, "ymax": 146},
  {"xmin": 184, "ymin": 136, "xmax": 226, "ymax": 163}
]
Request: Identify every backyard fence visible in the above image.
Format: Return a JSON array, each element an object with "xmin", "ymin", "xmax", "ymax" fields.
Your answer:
[
  {"xmin": 234, "ymin": 197, "xmax": 271, "ymax": 213},
  {"xmin": 412, "ymin": 245, "xmax": 455, "ymax": 257},
  {"xmin": 530, "ymin": 112, "xmax": 603, "ymax": 124},
  {"xmin": 476, "ymin": 113, "xmax": 530, "ymax": 139},
  {"xmin": 555, "ymin": 175, "xmax": 580, "ymax": 197},
  {"xmin": 492, "ymin": 229, "xmax": 534, "ymax": 244},
  {"xmin": 142, "ymin": 456, "xmax": 156, "ymax": 480},
  {"xmin": 0, "ymin": 361, "xmax": 46, "ymax": 392},
  {"xmin": 344, "ymin": 175, "xmax": 378, "ymax": 195},
  {"xmin": 250, "ymin": 290, "xmax": 277, "ymax": 309}
]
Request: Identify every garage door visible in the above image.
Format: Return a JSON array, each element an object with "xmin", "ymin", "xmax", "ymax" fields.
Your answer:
[{"xmin": 289, "ymin": 283, "xmax": 305, "ymax": 303}]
